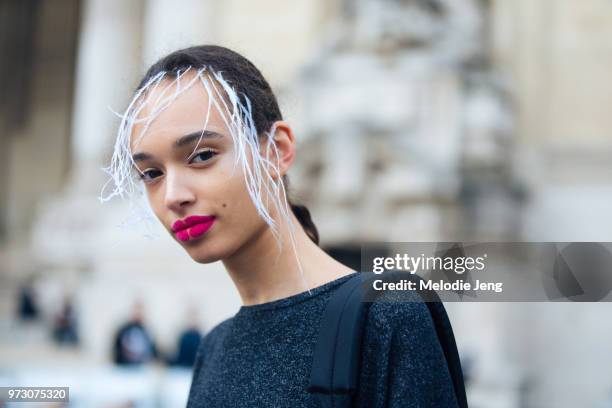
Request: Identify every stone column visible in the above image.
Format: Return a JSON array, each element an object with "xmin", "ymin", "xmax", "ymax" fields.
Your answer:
[
  {"xmin": 69, "ymin": 0, "xmax": 143, "ymax": 194},
  {"xmin": 29, "ymin": 0, "xmax": 144, "ymax": 264}
]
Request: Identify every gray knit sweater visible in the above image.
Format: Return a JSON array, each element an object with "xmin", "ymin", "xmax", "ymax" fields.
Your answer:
[{"xmin": 186, "ymin": 273, "xmax": 459, "ymax": 407}]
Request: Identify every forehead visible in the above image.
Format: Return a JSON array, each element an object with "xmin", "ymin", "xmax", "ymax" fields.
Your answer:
[{"xmin": 130, "ymin": 72, "xmax": 230, "ymax": 150}]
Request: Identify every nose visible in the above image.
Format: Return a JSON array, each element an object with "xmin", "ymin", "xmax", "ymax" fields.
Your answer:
[{"xmin": 163, "ymin": 171, "xmax": 196, "ymax": 212}]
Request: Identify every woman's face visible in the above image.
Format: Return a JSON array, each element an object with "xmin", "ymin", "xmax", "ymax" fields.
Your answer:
[{"xmin": 130, "ymin": 75, "xmax": 270, "ymax": 263}]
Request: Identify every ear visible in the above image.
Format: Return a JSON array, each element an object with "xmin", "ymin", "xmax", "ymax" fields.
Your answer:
[{"xmin": 264, "ymin": 120, "xmax": 296, "ymax": 179}]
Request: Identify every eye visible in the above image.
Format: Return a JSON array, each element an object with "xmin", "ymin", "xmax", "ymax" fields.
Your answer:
[
  {"xmin": 189, "ymin": 149, "xmax": 218, "ymax": 164},
  {"xmin": 138, "ymin": 168, "xmax": 163, "ymax": 183}
]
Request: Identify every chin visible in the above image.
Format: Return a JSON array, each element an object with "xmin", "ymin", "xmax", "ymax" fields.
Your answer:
[
  {"xmin": 187, "ymin": 248, "xmax": 223, "ymax": 264},
  {"xmin": 183, "ymin": 239, "xmax": 232, "ymax": 264},
  {"xmin": 180, "ymin": 227, "xmax": 257, "ymax": 264},
  {"xmin": 191, "ymin": 255, "xmax": 220, "ymax": 264}
]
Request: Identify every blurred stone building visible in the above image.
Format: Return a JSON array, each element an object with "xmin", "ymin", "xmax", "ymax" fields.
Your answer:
[{"xmin": 1, "ymin": 0, "xmax": 612, "ymax": 407}]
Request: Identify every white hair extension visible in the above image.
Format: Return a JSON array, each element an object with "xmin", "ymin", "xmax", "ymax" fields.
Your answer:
[
  {"xmin": 99, "ymin": 70, "xmax": 165, "ymax": 202},
  {"xmin": 204, "ymin": 72, "xmax": 280, "ymax": 237},
  {"xmin": 100, "ymin": 65, "xmax": 311, "ymax": 293},
  {"xmin": 202, "ymin": 70, "xmax": 306, "ymax": 286},
  {"xmin": 133, "ymin": 67, "xmax": 202, "ymax": 148},
  {"xmin": 101, "ymin": 67, "xmax": 205, "ymax": 203}
]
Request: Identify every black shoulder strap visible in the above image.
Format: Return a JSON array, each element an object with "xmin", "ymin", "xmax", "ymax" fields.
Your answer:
[
  {"xmin": 307, "ymin": 273, "xmax": 368, "ymax": 408},
  {"xmin": 307, "ymin": 272, "xmax": 468, "ymax": 408}
]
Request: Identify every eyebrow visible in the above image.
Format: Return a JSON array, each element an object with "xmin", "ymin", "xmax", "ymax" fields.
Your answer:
[{"xmin": 132, "ymin": 130, "xmax": 223, "ymax": 162}]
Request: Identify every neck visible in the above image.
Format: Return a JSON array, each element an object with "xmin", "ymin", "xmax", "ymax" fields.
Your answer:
[{"xmin": 222, "ymin": 211, "xmax": 355, "ymax": 306}]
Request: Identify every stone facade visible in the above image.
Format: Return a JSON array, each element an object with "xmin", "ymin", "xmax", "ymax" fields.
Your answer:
[{"xmin": 1, "ymin": 0, "xmax": 612, "ymax": 407}]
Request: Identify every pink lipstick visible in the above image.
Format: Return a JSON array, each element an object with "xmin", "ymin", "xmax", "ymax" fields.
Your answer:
[{"xmin": 172, "ymin": 215, "xmax": 216, "ymax": 242}]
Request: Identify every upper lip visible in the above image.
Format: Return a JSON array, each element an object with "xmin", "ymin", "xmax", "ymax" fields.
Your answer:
[{"xmin": 171, "ymin": 215, "xmax": 216, "ymax": 232}]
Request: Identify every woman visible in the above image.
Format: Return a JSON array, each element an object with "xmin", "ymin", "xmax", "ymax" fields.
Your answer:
[{"xmin": 102, "ymin": 45, "xmax": 463, "ymax": 407}]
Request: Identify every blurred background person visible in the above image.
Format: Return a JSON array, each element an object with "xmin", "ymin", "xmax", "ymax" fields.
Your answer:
[
  {"xmin": 168, "ymin": 307, "xmax": 203, "ymax": 368},
  {"xmin": 112, "ymin": 301, "xmax": 158, "ymax": 366},
  {"xmin": 16, "ymin": 276, "xmax": 39, "ymax": 322},
  {"xmin": 51, "ymin": 294, "xmax": 79, "ymax": 347}
]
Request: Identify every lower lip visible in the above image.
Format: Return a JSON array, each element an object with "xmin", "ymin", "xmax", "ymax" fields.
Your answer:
[{"xmin": 174, "ymin": 220, "xmax": 215, "ymax": 242}]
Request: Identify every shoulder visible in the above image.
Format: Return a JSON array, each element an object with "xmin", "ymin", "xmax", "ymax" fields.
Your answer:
[
  {"xmin": 362, "ymin": 288, "xmax": 449, "ymax": 365},
  {"xmin": 200, "ymin": 316, "xmax": 233, "ymax": 352},
  {"xmin": 365, "ymin": 288, "xmax": 436, "ymax": 335},
  {"xmin": 358, "ymin": 290, "xmax": 460, "ymax": 406},
  {"xmin": 206, "ymin": 316, "xmax": 233, "ymax": 337},
  {"xmin": 190, "ymin": 317, "xmax": 233, "ymax": 377}
]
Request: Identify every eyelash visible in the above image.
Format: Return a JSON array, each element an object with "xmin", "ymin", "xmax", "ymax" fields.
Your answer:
[{"xmin": 138, "ymin": 149, "xmax": 218, "ymax": 182}]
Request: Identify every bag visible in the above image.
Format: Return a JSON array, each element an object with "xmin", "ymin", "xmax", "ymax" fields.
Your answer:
[{"xmin": 307, "ymin": 272, "xmax": 468, "ymax": 408}]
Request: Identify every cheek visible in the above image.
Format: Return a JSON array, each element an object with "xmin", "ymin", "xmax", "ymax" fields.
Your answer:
[
  {"xmin": 215, "ymin": 171, "xmax": 261, "ymax": 222},
  {"xmin": 143, "ymin": 189, "xmax": 164, "ymax": 219},
  {"xmin": 198, "ymin": 173, "xmax": 267, "ymax": 261},
  {"xmin": 212, "ymin": 167, "xmax": 270, "ymax": 241}
]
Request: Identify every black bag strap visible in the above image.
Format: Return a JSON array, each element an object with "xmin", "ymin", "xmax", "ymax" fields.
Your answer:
[
  {"xmin": 423, "ymin": 301, "xmax": 468, "ymax": 408},
  {"xmin": 307, "ymin": 272, "xmax": 468, "ymax": 408},
  {"xmin": 307, "ymin": 272, "xmax": 367, "ymax": 408}
]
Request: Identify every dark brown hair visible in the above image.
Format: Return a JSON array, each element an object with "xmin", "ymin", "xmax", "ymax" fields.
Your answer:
[{"xmin": 137, "ymin": 45, "xmax": 319, "ymax": 245}]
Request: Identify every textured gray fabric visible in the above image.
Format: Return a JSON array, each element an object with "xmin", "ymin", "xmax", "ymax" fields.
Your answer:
[{"xmin": 186, "ymin": 273, "xmax": 459, "ymax": 407}]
